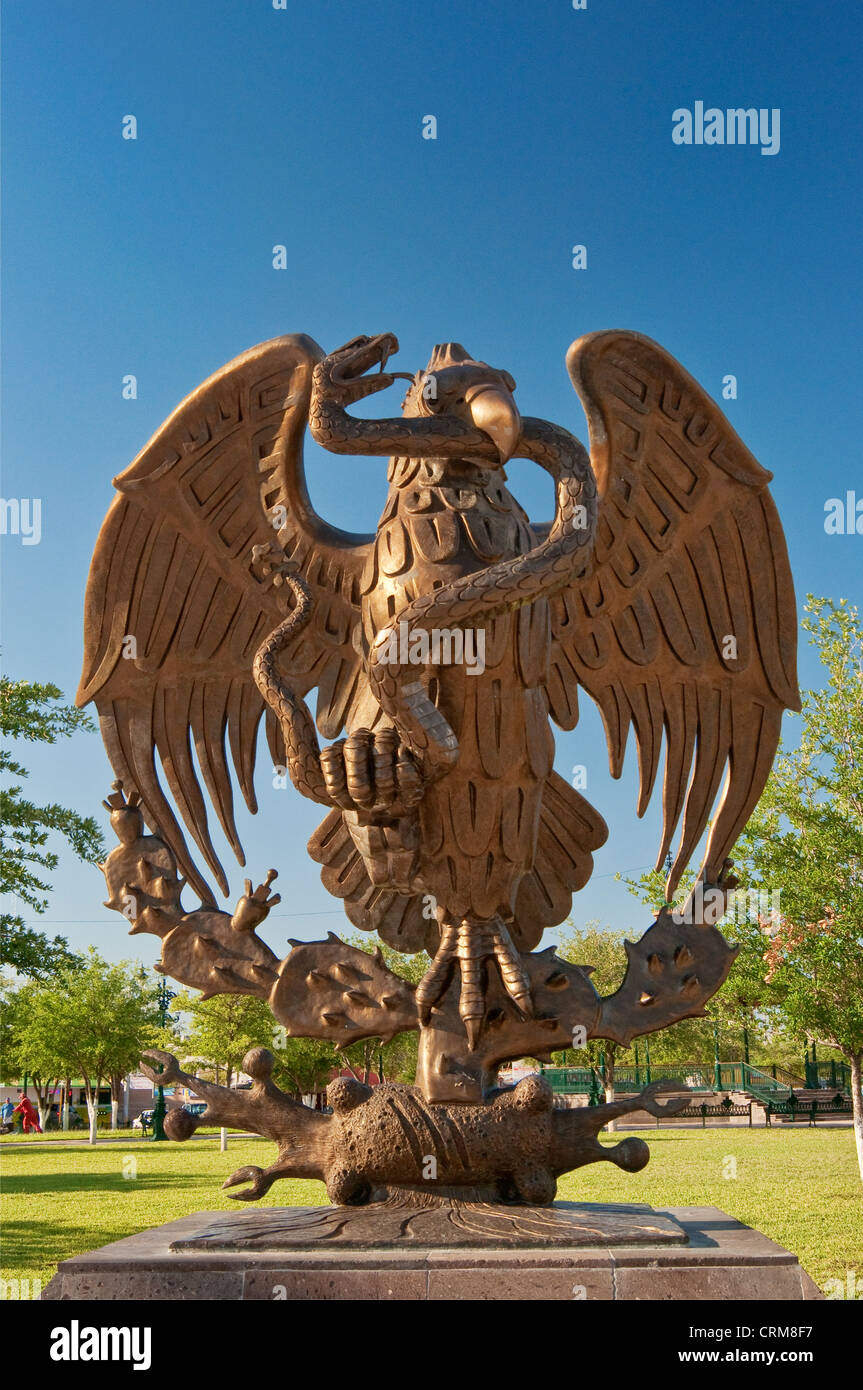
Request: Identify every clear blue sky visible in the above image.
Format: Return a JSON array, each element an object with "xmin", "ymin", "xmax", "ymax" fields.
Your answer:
[{"xmin": 2, "ymin": 0, "xmax": 861, "ymax": 969}]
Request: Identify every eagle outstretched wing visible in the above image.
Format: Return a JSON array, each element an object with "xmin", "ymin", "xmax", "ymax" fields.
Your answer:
[
  {"xmin": 77, "ymin": 334, "xmax": 372, "ymax": 904},
  {"xmin": 545, "ymin": 331, "xmax": 800, "ymax": 899}
]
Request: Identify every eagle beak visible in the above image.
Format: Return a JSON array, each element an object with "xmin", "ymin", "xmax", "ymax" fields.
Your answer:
[{"xmin": 464, "ymin": 384, "xmax": 521, "ymax": 464}]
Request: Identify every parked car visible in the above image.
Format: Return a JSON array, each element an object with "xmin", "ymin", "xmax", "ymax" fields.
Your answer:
[{"xmin": 134, "ymin": 1101, "xmax": 208, "ymax": 1131}]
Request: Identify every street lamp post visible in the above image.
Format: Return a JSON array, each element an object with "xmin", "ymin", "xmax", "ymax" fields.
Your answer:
[
  {"xmin": 151, "ymin": 977, "xmax": 176, "ymax": 1143},
  {"xmin": 588, "ymin": 1066, "xmax": 602, "ymax": 1107}
]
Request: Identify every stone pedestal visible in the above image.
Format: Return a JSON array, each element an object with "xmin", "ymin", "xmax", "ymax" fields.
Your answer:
[{"xmin": 41, "ymin": 1201, "xmax": 822, "ymax": 1301}]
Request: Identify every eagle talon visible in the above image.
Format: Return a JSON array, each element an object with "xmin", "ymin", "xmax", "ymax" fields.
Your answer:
[
  {"xmin": 319, "ymin": 727, "xmax": 424, "ymax": 814},
  {"xmin": 416, "ymin": 917, "xmax": 534, "ymax": 1049}
]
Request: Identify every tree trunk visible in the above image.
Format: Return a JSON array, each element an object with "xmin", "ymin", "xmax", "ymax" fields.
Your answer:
[
  {"xmin": 62, "ymin": 1079, "xmax": 71, "ymax": 1130},
  {"xmin": 281, "ymin": 1070, "xmax": 303, "ymax": 1101},
  {"xmin": 32, "ymin": 1078, "xmax": 52, "ymax": 1131},
  {"xmin": 110, "ymin": 1073, "xmax": 122, "ymax": 1129},
  {"xmin": 850, "ymin": 1051, "xmax": 863, "ymax": 1184},
  {"xmin": 336, "ymin": 1051, "xmax": 362, "ymax": 1082},
  {"xmin": 604, "ymin": 1049, "xmax": 617, "ymax": 1133},
  {"xmin": 85, "ymin": 1081, "xmax": 98, "ymax": 1145}
]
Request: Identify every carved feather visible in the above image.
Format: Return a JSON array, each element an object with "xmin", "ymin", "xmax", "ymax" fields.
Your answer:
[
  {"xmin": 546, "ymin": 331, "xmax": 800, "ymax": 898},
  {"xmin": 77, "ymin": 335, "xmax": 372, "ymax": 902}
]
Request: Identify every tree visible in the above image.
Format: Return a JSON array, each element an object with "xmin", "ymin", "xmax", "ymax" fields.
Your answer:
[
  {"xmin": 177, "ymin": 991, "xmax": 336, "ymax": 1100},
  {"xmin": 177, "ymin": 993, "xmax": 272, "ymax": 1089},
  {"xmin": 1, "ymin": 678, "xmax": 103, "ymax": 978},
  {"xmin": 0, "ymin": 978, "xmax": 66, "ymax": 1128},
  {"xmin": 15, "ymin": 951, "xmax": 160, "ymax": 1140},
  {"xmin": 557, "ymin": 922, "xmax": 630, "ymax": 1126},
  {"xmin": 271, "ymin": 1033, "xmax": 337, "ymax": 1100},
  {"xmin": 620, "ymin": 597, "xmax": 863, "ymax": 1177},
  {"xmin": 0, "ymin": 978, "xmax": 21, "ymax": 1085},
  {"xmin": 731, "ymin": 597, "xmax": 863, "ymax": 1181}
]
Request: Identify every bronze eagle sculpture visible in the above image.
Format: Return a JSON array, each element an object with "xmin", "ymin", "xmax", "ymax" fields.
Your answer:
[{"xmin": 78, "ymin": 329, "xmax": 799, "ymax": 1200}]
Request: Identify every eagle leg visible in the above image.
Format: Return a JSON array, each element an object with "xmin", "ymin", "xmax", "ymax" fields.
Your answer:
[{"xmin": 415, "ymin": 915, "xmax": 534, "ymax": 1050}]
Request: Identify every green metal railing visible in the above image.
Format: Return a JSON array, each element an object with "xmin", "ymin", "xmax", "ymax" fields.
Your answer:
[
  {"xmin": 540, "ymin": 1067, "xmax": 595, "ymax": 1095},
  {"xmin": 539, "ymin": 1063, "xmax": 716, "ymax": 1095},
  {"xmin": 717, "ymin": 1064, "xmax": 790, "ymax": 1096},
  {"xmin": 538, "ymin": 1062, "xmax": 796, "ymax": 1098},
  {"xmin": 809, "ymin": 1060, "xmax": 852, "ymax": 1093}
]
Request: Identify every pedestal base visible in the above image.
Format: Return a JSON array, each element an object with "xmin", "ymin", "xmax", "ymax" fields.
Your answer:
[{"xmin": 41, "ymin": 1202, "xmax": 822, "ymax": 1301}]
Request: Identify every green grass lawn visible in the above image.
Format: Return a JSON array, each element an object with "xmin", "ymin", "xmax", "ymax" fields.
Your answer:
[
  {"xmin": 1, "ymin": 1127, "xmax": 859, "ymax": 1296},
  {"xmin": 0, "ymin": 1126, "xmax": 240, "ymax": 1143},
  {"xmin": 1, "ymin": 1129, "xmax": 143, "ymax": 1143}
]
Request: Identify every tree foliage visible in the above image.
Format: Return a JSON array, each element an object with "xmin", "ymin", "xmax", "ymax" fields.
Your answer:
[
  {"xmin": 2, "ymin": 951, "xmax": 161, "ymax": 1138},
  {"xmin": 556, "ymin": 922, "xmax": 629, "ymax": 1113},
  {"xmin": 1, "ymin": 678, "xmax": 104, "ymax": 978},
  {"xmin": 176, "ymin": 991, "xmax": 336, "ymax": 1097},
  {"xmin": 620, "ymin": 597, "xmax": 863, "ymax": 1178},
  {"xmin": 732, "ymin": 597, "xmax": 863, "ymax": 1177}
]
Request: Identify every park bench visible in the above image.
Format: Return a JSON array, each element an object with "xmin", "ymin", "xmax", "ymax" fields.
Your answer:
[
  {"xmin": 657, "ymin": 1097, "xmax": 753, "ymax": 1127},
  {"xmin": 765, "ymin": 1093, "xmax": 852, "ymax": 1126}
]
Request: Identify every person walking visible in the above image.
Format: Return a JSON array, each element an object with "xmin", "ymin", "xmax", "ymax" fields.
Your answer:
[{"xmin": 13, "ymin": 1093, "xmax": 42, "ymax": 1134}]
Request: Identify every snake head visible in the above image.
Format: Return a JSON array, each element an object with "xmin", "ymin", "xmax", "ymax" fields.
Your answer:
[{"xmin": 314, "ymin": 333, "xmax": 407, "ymax": 405}]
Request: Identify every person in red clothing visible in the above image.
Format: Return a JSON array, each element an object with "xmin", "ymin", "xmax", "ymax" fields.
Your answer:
[{"xmin": 13, "ymin": 1093, "xmax": 41, "ymax": 1133}]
